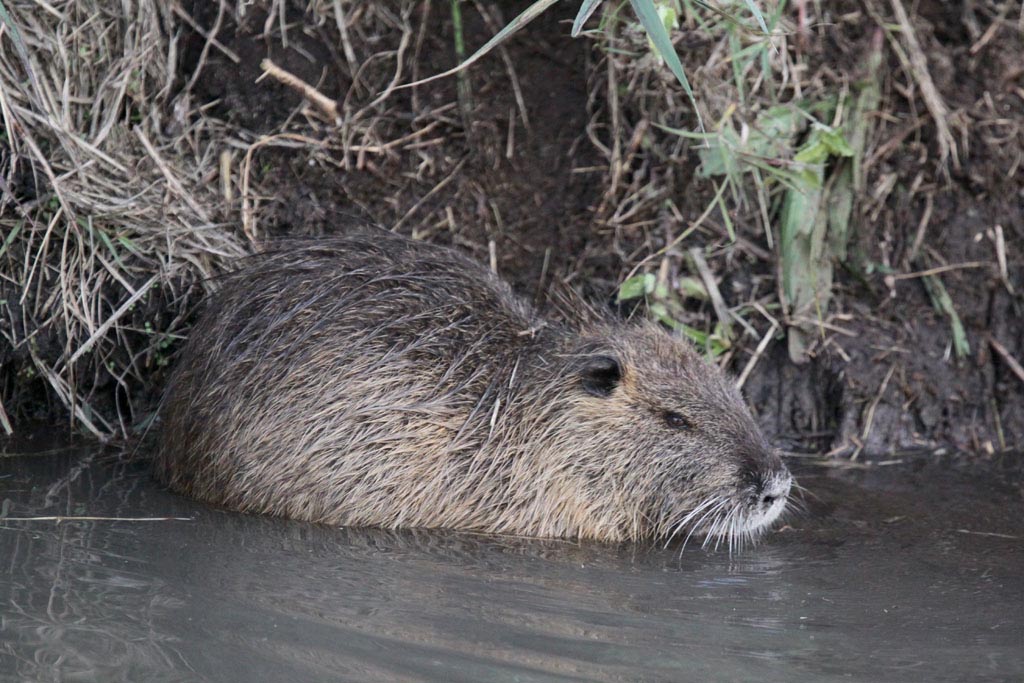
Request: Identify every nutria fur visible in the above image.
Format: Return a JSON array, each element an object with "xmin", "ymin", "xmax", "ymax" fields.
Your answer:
[{"xmin": 155, "ymin": 230, "xmax": 792, "ymax": 544}]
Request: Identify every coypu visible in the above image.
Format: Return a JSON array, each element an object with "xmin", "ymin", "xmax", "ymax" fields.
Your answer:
[{"xmin": 155, "ymin": 230, "xmax": 792, "ymax": 546}]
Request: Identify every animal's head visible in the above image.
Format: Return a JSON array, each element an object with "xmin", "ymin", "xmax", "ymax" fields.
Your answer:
[{"xmin": 542, "ymin": 322, "xmax": 792, "ymax": 547}]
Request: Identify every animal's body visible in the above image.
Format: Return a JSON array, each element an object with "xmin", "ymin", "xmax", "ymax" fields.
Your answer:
[{"xmin": 155, "ymin": 230, "xmax": 791, "ymax": 544}]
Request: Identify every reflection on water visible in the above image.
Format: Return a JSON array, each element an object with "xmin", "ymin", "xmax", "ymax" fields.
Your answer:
[{"xmin": 1, "ymin": 443, "xmax": 1022, "ymax": 682}]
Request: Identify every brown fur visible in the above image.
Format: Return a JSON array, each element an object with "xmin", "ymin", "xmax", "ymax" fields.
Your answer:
[{"xmin": 155, "ymin": 230, "xmax": 791, "ymax": 543}]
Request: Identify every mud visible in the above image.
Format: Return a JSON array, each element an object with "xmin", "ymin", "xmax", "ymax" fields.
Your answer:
[{"xmin": 168, "ymin": 0, "xmax": 1024, "ymax": 458}]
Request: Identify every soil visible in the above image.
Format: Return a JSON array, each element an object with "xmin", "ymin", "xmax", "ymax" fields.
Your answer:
[
  {"xmin": 171, "ymin": 0, "xmax": 1022, "ymax": 457},
  {"xmin": 185, "ymin": 1, "xmax": 603, "ymax": 296}
]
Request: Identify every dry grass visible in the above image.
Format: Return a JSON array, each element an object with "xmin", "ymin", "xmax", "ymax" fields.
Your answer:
[
  {"xmin": 0, "ymin": 0, "xmax": 484, "ymax": 438},
  {"xmin": 0, "ymin": 0, "xmax": 245, "ymax": 438},
  {"xmin": 1, "ymin": 0, "xmax": 1020, "ymax": 452}
]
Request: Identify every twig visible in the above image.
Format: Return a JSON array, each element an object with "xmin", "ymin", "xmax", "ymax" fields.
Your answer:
[
  {"xmin": 968, "ymin": 1, "xmax": 1012, "ymax": 55},
  {"xmin": 989, "ymin": 337, "xmax": 1024, "ymax": 386},
  {"xmin": 905, "ymin": 191, "xmax": 933, "ymax": 264},
  {"xmin": 622, "ymin": 181, "xmax": 729, "ymax": 282},
  {"xmin": 789, "ymin": 317, "xmax": 858, "ymax": 337},
  {"xmin": 391, "ymin": 157, "xmax": 467, "ymax": 232},
  {"xmin": 331, "ymin": 0, "xmax": 360, "ymax": 79},
  {"xmin": 956, "ymin": 529, "xmax": 1018, "ymax": 540},
  {"xmin": 27, "ymin": 345, "xmax": 107, "ymax": 439},
  {"xmin": 471, "ymin": 0, "xmax": 530, "ymax": 130},
  {"xmin": 861, "ymin": 363, "xmax": 897, "ymax": 443},
  {"xmin": 134, "ymin": 126, "xmax": 210, "ymax": 221},
  {"xmin": 2, "ymin": 516, "xmax": 193, "ymax": 522},
  {"xmin": 170, "ymin": 1, "xmax": 240, "ymax": 64},
  {"xmin": 240, "ymin": 132, "xmax": 320, "ymax": 243},
  {"xmin": 365, "ymin": 4, "xmax": 415, "ymax": 110},
  {"xmin": 689, "ymin": 247, "xmax": 733, "ymax": 341},
  {"xmin": 67, "ymin": 274, "xmax": 159, "ymax": 366},
  {"xmin": 0, "ymin": 396, "xmax": 12, "ymax": 436},
  {"xmin": 887, "ymin": 0, "xmax": 959, "ymax": 168},
  {"xmin": 890, "ymin": 261, "xmax": 991, "ymax": 280},
  {"xmin": 260, "ymin": 59, "xmax": 340, "ymax": 123},
  {"xmin": 993, "ymin": 225, "xmax": 1013, "ymax": 294},
  {"xmin": 736, "ymin": 321, "xmax": 778, "ymax": 390}
]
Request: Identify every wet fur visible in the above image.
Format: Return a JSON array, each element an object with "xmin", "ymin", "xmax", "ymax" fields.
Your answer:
[{"xmin": 156, "ymin": 230, "xmax": 790, "ymax": 543}]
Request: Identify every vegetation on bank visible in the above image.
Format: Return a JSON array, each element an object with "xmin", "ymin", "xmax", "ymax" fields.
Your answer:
[{"xmin": 0, "ymin": 0, "xmax": 1020, "ymax": 453}]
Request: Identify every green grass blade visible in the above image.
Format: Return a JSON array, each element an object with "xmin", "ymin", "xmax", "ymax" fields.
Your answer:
[
  {"xmin": 571, "ymin": 0, "xmax": 604, "ymax": 37},
  {"xmin": 923, "ymin": 274, "xmax": 971, "ymax": 358},
  {"xmin": 617, "ymin": 273, "xmax": 656, "ymax": 302},
  {"xmin": 450, "ymin": 0, "xmax": 473, "ymax": 122},
  {"xmin": 0, "ymin": 220, "xmax": 21, "ymax": 258},
  {"xmin": 396, "ymin": 0, "xmax": 560, "ymax": 90},
  {"xmin": 779, "ymin": 153, "xmax": 828, "ymax": 363},
  {"xmin": 712, "ymin": 180, "xmax": 735, "ymax": 240},
  {"xmin": 740, "ymin": 0, "xmax": 769, "ymax": 35},
  {"xmin": 628, "ymin": 0, "xmax": 704, "ymax": 131},
  {"xmin": 117, "ymin": 235, "xmax": 142, "ymax": 256},
  {"xmin": 651, "ymin": 122, "xmax": 717, "ymax": 140}
]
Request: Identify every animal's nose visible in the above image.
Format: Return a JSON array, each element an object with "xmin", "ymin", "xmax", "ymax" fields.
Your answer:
[{"xmin": 757, "ymin": 472, "xmax": 792, "ymax": 507}]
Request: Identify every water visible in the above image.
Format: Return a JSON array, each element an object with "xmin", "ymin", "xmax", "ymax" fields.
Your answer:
[{"xmin": 1, "ymin": 441, "xmax": 1021, "ymax": 682}]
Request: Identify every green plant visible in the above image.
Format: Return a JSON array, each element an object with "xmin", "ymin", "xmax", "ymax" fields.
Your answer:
[
  {"xmin": 652, "ymin": 32, "xmax": 882, "ymax": 362},
  {"xmin": 403, "ymin": 0, "xmax": 769, "ymax": 130},
  {"xmin": 617, "ymin": 272, "xmax": 732, "ymax": 357}
]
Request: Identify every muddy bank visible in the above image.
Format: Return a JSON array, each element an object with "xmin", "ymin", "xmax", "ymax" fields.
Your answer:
[
  {"xmin": 179, "ymin": 0, "xmax": 1023, "ymax": 454},
  {"xmin": 1, "ymin": 0, "xmax": 1021, "ymax": 457}
]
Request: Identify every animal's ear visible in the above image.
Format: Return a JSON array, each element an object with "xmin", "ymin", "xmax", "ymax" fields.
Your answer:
[{"xmin": 580, "ymin": 355, "xmax": 621, "ymax": 397}]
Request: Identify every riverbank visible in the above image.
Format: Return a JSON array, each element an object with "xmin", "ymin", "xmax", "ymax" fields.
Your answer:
[{"xmin": 1, "ymin": 0, "xmax": 1021, "ymax": 455}]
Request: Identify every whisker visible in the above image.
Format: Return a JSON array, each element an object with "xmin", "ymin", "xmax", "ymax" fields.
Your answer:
[
  {"xmin": 715, "ymin": 506, "xmax": 736, "ymax": 552},
  {"xmin": 780, "ymin": 492, "xmax": 809, "ymax": 519},
  {"xmin": 703, "ymin": 503, "xmax": 730, "ymax": 551},
  {"xmin": 789, "ymin": 480, "xmax": 817, "ymax": 501},
  {"xmin": 662, "ymin": 495, "xmax": 717, "ymax": 549},
  {"xmin": 726, "ymin": 509, "xmax": 735, "ymax": 556},
  {"xmin": 785, "ymin": 497, "xmax": 809, "ymax": 516},
  {"xmin": 684, "ymin": 498, "xmax": 729, "ymax": 554},
  {"xmin": 678, "ymin": 498, "xmax": 726, "ymax": 555}
]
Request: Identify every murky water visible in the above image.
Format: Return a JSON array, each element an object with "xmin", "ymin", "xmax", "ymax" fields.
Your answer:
[{"xmin": 1, "ymin": 441, "xmax": 1021, "ymax": 683}]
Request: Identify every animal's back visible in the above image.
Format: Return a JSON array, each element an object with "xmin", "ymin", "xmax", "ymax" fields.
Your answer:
[{"xmin": 155, "ymin": 231, "xmax": 547, "ymax": 526}]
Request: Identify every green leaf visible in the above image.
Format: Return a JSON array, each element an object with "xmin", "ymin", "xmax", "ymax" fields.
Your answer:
[
  {"xmin": 677, "ymin": 276, "xmax": 709, "ymax": 300},
  {"xmin": 680, "ymin": 325, "xmax": 707, "ymax": 345},
  {"xmin": 571, "ymin": 0, "xmax": 604, "ymax": 37},
  {"xmin": 796, "ymin": 167, "xmax": 823, "ymax": 189},
  {"xmin": 629, "ymin": 0, "xmax": 704, "ymax": 131},
  {"xmin": 779, "ymin": 147, "xmax": 829, "ymax": 363},
  {"xmin": 0, "ymin": 219, "xmax": 21, "ymax": 258},
  {"xmin": 117, "ymin": 235, "xmax": 143, "ymax": 257},
  {"xmin": 396, "ymin": 0, "xmax": 560, "ymax": 90},
  {"xmin": 826, "ymin": 161, "xmax": 855, "ymax": 262},
  {"xmin": 685, "ymin": 106, "xmax": 802, "ymax": 181},
  {"xmin": 649, "ymin": 301, "xmax": 669, "ymax": 320},
  {"xmin": 740, "ymin": 0, "xmax": 770, "ymax": 35},
  {"xmin": 794, "ymin": 123, "xmax": 855, "ymax": 164},
  {"xmin": 655, "ymin": 0, "xmax": 678, "ymax": 32},
  {"xmin": 617, "ymin": 273, "xmax": 656, "ymax": 301},
  {"xmin": 922, "ymin": 274, "xmax": 971, "ymax": 358}
]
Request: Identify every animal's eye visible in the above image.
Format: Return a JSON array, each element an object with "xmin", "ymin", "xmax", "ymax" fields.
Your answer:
[{"xmin": 663, "ymin": 411, "xmax": 691, "ymax": 430}]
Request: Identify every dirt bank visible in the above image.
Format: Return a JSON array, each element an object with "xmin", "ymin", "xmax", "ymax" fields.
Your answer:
[{"xmin": 1, "ymin": 0, "xmax": 1021, "ymax": 457}]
